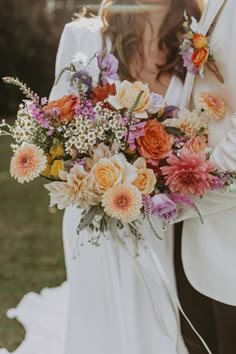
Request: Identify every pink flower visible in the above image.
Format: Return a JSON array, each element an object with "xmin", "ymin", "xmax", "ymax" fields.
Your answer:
[
  {"xmin": 161, "ymin": 148, "xmax": 215, "ymax": 196},
  {"xmin": 10, "ymin": 144, "xmax": 47, "ymax": 184}
]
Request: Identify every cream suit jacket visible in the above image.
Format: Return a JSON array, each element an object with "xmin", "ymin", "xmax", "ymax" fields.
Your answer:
[{"xmin": 179, "ymin": 0, "xmax": 236, "ymax": 305}]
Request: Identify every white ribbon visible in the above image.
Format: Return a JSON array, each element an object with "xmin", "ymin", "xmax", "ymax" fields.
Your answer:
[{"xmin": 118, "ymin": 238, "xmax": 212, "ymax": 354}]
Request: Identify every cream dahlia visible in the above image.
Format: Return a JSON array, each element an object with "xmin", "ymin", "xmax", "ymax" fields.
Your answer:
[
  {"xmin": 102, "ymin": 184, "xmax": 142, "ymax": 223},
  {"xmin": 10, "ymin": 143, "xmax": 47, "ymax": 183},
  {"xmin": 198, "ymin": 92, "xmax": 226, "ymax": 120},
  {"xmin": 163, "ymin": 108, "xmax": 208, "ymax": 137}
]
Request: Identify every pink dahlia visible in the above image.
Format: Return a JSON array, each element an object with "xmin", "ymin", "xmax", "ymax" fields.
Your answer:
[
  {"xmin": 102, "ymin": 184, "xmax": 142, "ymax": 223},
  {"xmin": 161, "ymin": 148, "xmax": 215, "ymax": 196},
  {"xmin": 10, "ymin": 144, "xmax": 47, "ymax": 184}
]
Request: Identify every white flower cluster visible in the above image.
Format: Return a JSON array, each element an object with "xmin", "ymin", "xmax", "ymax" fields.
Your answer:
[
  {"xmin": 64, "ymin": 105, "xmax": 128, "ymax": 156},
  {"xmin": 12, "ymin": 105, "xmax": 46, "ymax": 144}
]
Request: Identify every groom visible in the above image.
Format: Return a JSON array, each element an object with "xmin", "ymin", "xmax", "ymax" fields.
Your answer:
[{"xmin": 175, "ymin": 0, "xmax": 236, "ymax": 353}]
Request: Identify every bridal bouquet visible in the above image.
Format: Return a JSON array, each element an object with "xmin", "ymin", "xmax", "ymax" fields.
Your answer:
[{"xmin": 1, "ymin": 50, "xmax": 235, "ymax": 244}]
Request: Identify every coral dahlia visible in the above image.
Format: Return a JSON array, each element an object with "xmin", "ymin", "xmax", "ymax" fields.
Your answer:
[
  {"xmin": 161, "ymin": 148, "xmax": 216, "ymax": 196},
  {"xmin": 10, "ymin": 144, "xmax": 47, "ymax": 184},
  {"xmin": 102, "ymin": 184, "xmax": 142, "ymax": 223}
]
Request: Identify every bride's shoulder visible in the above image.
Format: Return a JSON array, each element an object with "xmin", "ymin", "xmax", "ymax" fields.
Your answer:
[{"xmin": 63, "ymin": 16, "xmax": 103, "ymax": 39}]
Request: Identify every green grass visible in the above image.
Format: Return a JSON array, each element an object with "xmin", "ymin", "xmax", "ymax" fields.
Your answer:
[{"xmin": 0, "ymin": 136, "xmax": 66, "ymax": 351}]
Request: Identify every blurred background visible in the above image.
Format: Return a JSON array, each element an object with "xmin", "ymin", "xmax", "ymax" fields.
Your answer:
[{"xmin": 0, "ymin": 0, "xmax": 100, "ymax": 351}]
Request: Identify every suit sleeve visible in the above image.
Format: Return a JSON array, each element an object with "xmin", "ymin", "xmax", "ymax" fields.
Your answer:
[{"xmin": 210, "ymin": 113, "xmax": 236, "ymax": 170}]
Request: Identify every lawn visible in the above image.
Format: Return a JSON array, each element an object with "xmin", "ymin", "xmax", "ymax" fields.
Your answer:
[{"xmin": 0, "ymin": 135, "xmax": 66, "ymax": 351}]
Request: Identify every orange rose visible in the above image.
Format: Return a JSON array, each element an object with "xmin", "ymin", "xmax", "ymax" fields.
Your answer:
[
  {"xmin": 136, "ymin": 120, "xmax": 173, "ymax": 163},
  {"xmin": 192, "ymin": 48, "xmax": 209, "ymax": 69},
  {"xmin": 192, "ymin": 34, "xmax": 208, "ymax": 49},
  {"xmin": 43, "ymin": 94, "xmax": 79, "ymax": 122},
  {"xmin": 185, "ymin": 136, "xmax": 208, "ymax": 153}
]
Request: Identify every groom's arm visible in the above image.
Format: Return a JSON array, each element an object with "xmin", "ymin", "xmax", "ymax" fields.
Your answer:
[
  {"xmin": 210, "ymin": 113, "xmax": 236, "ymax": 170},
  {"xmin": 175, "ymin": 188, "xmax": 236, "ymax": 222}
]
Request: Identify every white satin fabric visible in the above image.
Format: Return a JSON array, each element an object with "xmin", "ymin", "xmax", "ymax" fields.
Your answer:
[
  {"xmin": 0, "ymin": 18, "xmax": 189, "ymax": 354},
  {"xmin": 178, "ymin": 0, "xmax": 236, "ymax": 306}
]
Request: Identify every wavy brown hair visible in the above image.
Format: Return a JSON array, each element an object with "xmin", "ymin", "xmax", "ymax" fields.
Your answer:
[{"xmin": 100, "ymin": 0, "xmax": 204, "ymax": 82}]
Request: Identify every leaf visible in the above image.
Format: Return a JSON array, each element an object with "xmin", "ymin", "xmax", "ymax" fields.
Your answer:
[
  {"xmin": 165, "ymin": 126, "xmax": 185, "ymax": 136},
  {"xmin": 77, "ymin": 206, "xmax": 101, "ymax": 233},
  {"xmin": 54, "ymin": 66, "xmax": 72, "ymax": 86},
  {"xmin": 107, "ymin": 216, "xmax": 120, "ymax": 241},
  {"xmin": 132, "ymin": 90, "xmax": 144, "ymax": 111},
  {"xmin": 180, "ymin": 41, "xmax": 192, "ymax": 53}
]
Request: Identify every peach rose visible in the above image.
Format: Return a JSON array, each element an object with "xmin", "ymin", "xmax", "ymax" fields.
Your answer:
[
  {"xmin": 185, "ymin": 136, "xmax": 208, "ymax": 153},
  {"xmin": 93, "ymin": 155, "xmax": 137, "ymax": 193},
  {"xmin": 43, "ymin": 94, "xmax": 79, "ymax": 122},
  {"xmin": 192, "ymin": 48, "xmax": 209, "ymax": 70},
  {"xmin": 192, "ymin": 34, "xmax": 208, "ymax": 49},
  {"xmin": 136, "ymin": 120, "xmax": 173, "ymax": 163},
  {"xmin": 108, "ymin": 81, "xmax": 151, "ymax": 118},
  {"xmin": 133, "ymin": 158, "xmax": 157, "ymax": 195},
  {"xmin": 93, "ymin": 158, "xmax": 122, "ymax": 192}
]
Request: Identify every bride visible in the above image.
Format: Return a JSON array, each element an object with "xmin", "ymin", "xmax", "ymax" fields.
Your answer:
[
  {"xmin": 49, "ymin": 1, "xmax": 205, "ymax": 354},
  {"xmin": 0, "ymin": 1, "xmax": 206, "ymax": 354}
]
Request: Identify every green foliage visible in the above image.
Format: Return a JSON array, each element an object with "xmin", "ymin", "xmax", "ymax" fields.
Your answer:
[{"xmin": 0, "ymin": 135, "xmax": 65, "ymax": 351}]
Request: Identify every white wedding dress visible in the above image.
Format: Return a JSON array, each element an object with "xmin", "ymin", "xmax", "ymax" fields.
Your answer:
[{"xmin": 0, "ymin": 17, "xmax": 189, "ymax": 354}]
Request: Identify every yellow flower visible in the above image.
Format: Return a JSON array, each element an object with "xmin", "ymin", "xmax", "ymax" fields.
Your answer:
[
  {"xmin": 133, "ymin": 158, "xmax": 157, "ymax": 195},
  {"xmin": 108, "ymin": 80, "xmax": 151, "ymax": 118},
  {"xmin": 50, "ymin": 160, "xmax": 64, "ymax": 177},
  {"xmin": 50, "ymin": 144, "xmax": 64, "ymax": 158},
  {"xmin": 41, "ymin": 163, "xmax": 51, "ymax": 178},
  {"xmin": 192, "ymin": 34, "xmax": 208, "ymax": 49}
]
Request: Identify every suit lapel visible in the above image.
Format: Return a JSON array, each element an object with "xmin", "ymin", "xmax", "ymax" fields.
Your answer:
[{"xmin": 180, "ymin": 0, "xmax": 227, "ymax": 109}]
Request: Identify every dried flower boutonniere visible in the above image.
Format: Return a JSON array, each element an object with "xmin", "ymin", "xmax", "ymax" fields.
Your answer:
[{"xmin": 180, "ymin": 11, "xmax": 224, "ymax": 84}]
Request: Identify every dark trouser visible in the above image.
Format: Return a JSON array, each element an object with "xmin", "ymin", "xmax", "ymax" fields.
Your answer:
[{"xmin": 174, "ymin": 222, "xmax": 236, "ymax": 354}]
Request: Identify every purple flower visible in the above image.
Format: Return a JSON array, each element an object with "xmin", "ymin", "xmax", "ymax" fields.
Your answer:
[
  {"xmin": 170, "ymin": 192, "xmax": 203, "ymax": 224},
  {"xmin": 72, "ymin": 69, "xmax": 92, "ymax": 93},
  {"xmin": 151, "ymin": 194, "xmax": 177, "ymax": 221},
  {"xmin": 47, "ymin": 128, "xmax": 54, "ymax": 136},
  {"xmin": 97, "ymin": 52, "xmax": 119, "ymax": 84},
  {"xmin": 147, "ymin": 93, "xmax": 165, "ymax": 115},
  {"xmin": 127, "ymin": 121, "xmax": 146, "ymax": 150},
  {"xmin": 182, "ymin": 47, "xmax": 198, "ymax": 75},
  {"xmin": 25, "ymin": 101, "xmax": 50, "ymax": 128},
  {"xmin": 41, "ymin": 97, "xmax": 48, "ymax": 106},
  {"xmin": 210, "ymin": 173, "xmax": 232, "ymax": 190},
  {"xmin": 75, "ymin": 99, "xmax": 95, "ymax": 120}
]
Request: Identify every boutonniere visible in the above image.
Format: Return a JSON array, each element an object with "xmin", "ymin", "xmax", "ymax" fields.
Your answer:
[{"xmin": 180, "ymin": 11, "xmax": 224, "ymax": 84}]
